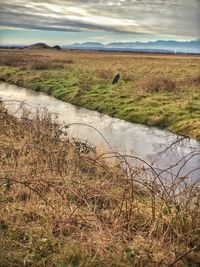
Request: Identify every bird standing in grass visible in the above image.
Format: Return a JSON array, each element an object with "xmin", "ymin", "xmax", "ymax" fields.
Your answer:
[{"xmin": 112, "ymin": 73, "xmax": 120, "ymax": 84}]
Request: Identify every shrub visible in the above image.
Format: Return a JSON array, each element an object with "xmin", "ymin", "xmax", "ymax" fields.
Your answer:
[{"xmin": 1, "ymin": 103, "xmax": 200, "ymax": 267}]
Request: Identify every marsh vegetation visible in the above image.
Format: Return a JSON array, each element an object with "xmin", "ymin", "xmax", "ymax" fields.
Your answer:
[
  {"xmin": 0, "ymin": 49, "xmax": 200, "ymax": 140},
  {"xmin": 0, "ymin": 101, "xmax": 200, "ymax": 266},
  {"xmin": 0, "ymin": 49, "xmax": 200, "ymax": 266}
]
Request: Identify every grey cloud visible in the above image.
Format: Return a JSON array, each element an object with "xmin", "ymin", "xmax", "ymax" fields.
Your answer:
[
  {"xmin": 0, "ymin": 0, "xmax": 199, "ymax": 37},
  {"xmin": 0, "ymin": 10, "xmax": 141, "ymax": 34}
]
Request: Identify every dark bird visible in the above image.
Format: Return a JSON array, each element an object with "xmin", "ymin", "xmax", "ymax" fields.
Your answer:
[{"xmin": 112, "ymin": 73, "xmax": 120, "ymax": 84}]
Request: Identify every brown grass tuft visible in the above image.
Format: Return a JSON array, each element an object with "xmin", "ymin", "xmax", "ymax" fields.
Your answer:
[
  {"xmin": 141, "ymin": 76, "xmax": 176, "ymax": 92},
  {"xmin": 28, "ymin": 61, "xmax": 64, "ymax": 70},
  {"xmin": 186, "ymin": 73, "xmax": 200, "ymax": 86}
]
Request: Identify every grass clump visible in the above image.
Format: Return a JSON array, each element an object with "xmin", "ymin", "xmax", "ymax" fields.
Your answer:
[
  {"xmin": 140, "ymin": 76, "xmax": 176, "ymax": 92},
  {"xmin": 186, "ymin": 73, "xmax": 200, "ymax": 86},
  {"xmin": 28, "ymin": 61, "xmax": 64, "ymax": 70},
  {"xmin": 0, "ymin": 101, "xmax": 200, "ymax": 266}
]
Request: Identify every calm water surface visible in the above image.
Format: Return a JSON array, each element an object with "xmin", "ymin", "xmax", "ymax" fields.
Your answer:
[{"xmin": 0, "ymin": 82, "xmax": 199, "ymax": 180}]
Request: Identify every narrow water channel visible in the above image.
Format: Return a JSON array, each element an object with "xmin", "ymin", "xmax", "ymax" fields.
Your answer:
[{"xmin": 0, "ymin": 82, "xmax": 199, "ymax": 180}]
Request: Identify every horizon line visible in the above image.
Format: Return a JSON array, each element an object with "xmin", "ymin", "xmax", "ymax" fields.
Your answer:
[{"xmin": 0, "ymin": 37, "xmax": 200, "ymax": 47}]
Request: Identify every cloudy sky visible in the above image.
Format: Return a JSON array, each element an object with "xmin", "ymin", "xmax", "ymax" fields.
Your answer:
[{"xmin": 0, "ymin": 0, "xmax": 199, "ymax": 45}]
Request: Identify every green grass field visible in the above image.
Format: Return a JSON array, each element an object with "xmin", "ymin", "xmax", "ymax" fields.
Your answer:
[{"xmin": 0, "ymin": 49, "xmax": 200, "ymax": 139}]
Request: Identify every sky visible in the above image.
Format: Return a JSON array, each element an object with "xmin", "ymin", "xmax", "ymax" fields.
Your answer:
[{"xmin": 0, "ymin": 0, "xmax": 199, "ymax": 45}]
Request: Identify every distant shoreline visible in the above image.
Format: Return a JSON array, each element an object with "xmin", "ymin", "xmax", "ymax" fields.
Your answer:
[
  {"xmin": 62, "ymin": 47, "xmax": 200, "ymax": 56},
  {"xmin": 0, "ymin": 46, "xmax": 200, "ymax": 56}
]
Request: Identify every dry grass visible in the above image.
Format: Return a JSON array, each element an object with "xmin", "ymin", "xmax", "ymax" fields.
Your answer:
[
  {"xmin": 0, "ymin": 101, "xmax": 200, "ymax": 266},
  {"xmin": 186, "ymin": 74, "xmax": 200, "ymax": 86},
  {"xmin": 140, "ymin": 76, "xmax": 176, "ymax": 92},
  {"xmin": 0, "ymin": 49, "xmax": 199, "ymax": 79},
  {"xmin": 0, "ymin": 50, "xmax": 74, "ymax": 70}
]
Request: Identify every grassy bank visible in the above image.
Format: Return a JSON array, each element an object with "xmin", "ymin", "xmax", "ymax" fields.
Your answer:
[
  {"xmin": 1, "ymin": 101, "xmax": 200, "ymax": 266},
  {"xmin": 0, "ymin": 49, "xmax": 200, "ymax": 140}
]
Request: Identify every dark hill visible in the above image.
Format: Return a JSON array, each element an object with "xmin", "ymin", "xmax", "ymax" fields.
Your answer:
[
  {"xmin": 52, "ymin": 45, "xmax": 61, "ymax": 50},
  {"xmin": 27, "ymin": 43, "xmax": 51, "ymax": 49},
  {"xmin": 24, "ymin": 43, "xmax": 61, "ymax": 50}
]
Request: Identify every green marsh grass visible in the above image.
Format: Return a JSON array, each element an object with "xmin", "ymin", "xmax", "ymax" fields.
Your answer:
[{"xmin": 0, "ymin": 49, "xmax": 200, "ymax": 139}]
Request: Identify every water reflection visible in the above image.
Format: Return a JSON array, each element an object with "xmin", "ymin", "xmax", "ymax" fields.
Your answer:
[{"xmin": 0, "ymin": 82, "xmax": 199, "ymax": 180}]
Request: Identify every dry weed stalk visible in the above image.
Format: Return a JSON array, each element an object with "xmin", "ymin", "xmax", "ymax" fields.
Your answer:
[{"xmin": 0, "ymin": 101, "xmax": 200, "ymax": 266}]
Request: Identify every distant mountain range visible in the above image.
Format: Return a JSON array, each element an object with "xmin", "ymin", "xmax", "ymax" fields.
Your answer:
[
  {"xmin": 0, "ymin": 39, "xmax": 199, "ymax": 54},
  {"xmin": 63, "ymin": 39, "xmax": 200, "ymax": 54}
]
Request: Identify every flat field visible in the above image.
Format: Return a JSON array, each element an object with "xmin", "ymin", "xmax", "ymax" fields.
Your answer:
[{"xmin": 0, "ymin": 49, "xmax": 200, "ymax": 139}]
